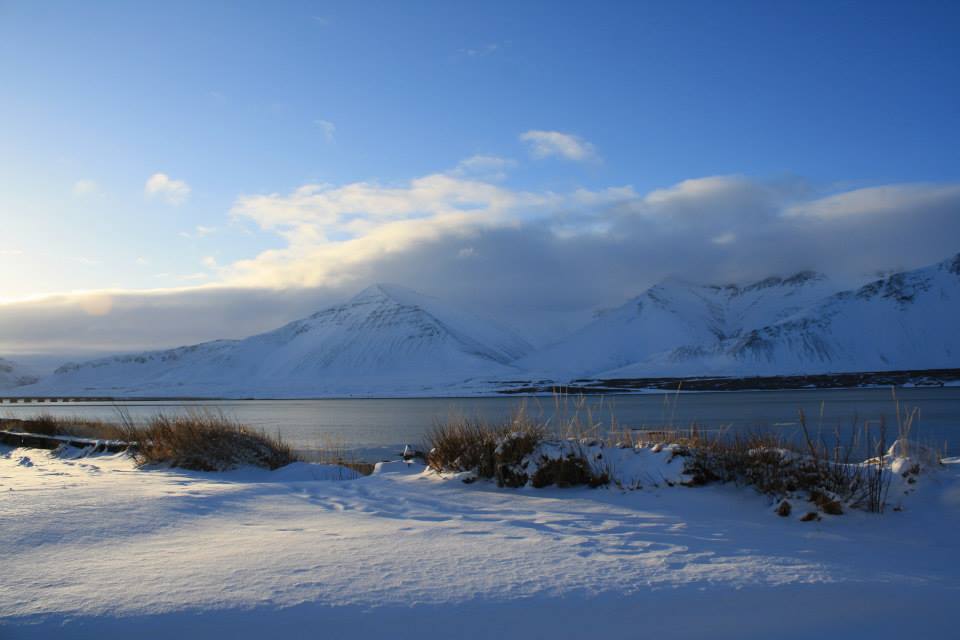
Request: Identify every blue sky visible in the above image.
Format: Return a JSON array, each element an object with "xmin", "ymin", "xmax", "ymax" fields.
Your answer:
[{"xmin": 1, "ymin": 1, "xmax": 959, "ymax": 355}]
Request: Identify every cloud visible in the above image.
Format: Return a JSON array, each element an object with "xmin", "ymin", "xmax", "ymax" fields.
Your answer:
[
  {"xmin": 179, "ymin": 225, "xmax": 216, "ymax": 240},
  {"xmin": 459, "ymin": 43, "xmax": 501, "ymax": 58},
  {"xmin": 223, "ymin": 173, "xmax": 634, "ymax": 289},
  {"xmin": 220, "ymin": 172, "xmax": 960, "ymax": 331},
  {"xmin": 711, "ymin": 232, "xmax": 737, "ymax": 245},
  {"xmin": 79, "ymin": 293, "xmax": 112, "ymax": 317},
  {"xmin": 520, "ymin": 130, "xmax": 598, "ymax": 161},
  {"xmin": 313, "ymin": 119, "xmax": 336, "ymax": 143},
  {"xmin": 145, "ymin": 173, "xmax": 191, "ymax": 205},
  {"xmin": 450, "ymin": 155, "xmax": 516, "ymax": 181},
  {"xmin": 3, "ymin": 164, "xmax": 960, "ymax": 357},
  {"xmin": 784, "ymin": 183, "xmax": 960, "ymax": 219},
  {"xmin": 72, "ymin": 179, "xmax": 99, "ymax": 197}
]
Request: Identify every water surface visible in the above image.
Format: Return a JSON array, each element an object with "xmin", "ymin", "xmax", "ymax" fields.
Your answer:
[{"xmin": 3, "ymin": 387, "xmax": 958, "ymax": 461}]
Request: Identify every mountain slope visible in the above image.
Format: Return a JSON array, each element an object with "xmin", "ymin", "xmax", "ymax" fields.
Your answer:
[
  {"xmin": 27, "ymin": 284, "xmax": 533, "ymax": 397},
  {"xmin": 0, "ymin": 358, "xmax": 39, "ymax": 390},
  {"xmin": 709, "ymin": 254, "xmax": 960, "ymax": 375},
  {"xmin": 518, "ymin": 271, "xmax": 833, "ymax": 378},
  {"xmin": 594, "ymin": 254, "xmax": 960, "ymax": 378}
]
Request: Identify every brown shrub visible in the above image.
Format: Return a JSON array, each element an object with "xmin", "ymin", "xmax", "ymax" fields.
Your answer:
[
  {"xmin": 0, "ymin": 414, "xmax": 127, "ymax": 440},
  {"xmin": 425, "ymin": 418, "xmax": 503, "ymax": 477},
  {"xmin": 122, "ymin": 412, "xmax": 295, "ymax": 471}
]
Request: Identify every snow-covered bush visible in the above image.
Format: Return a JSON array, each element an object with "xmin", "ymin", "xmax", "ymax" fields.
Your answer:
[
  {"xmin": 676, "ymin": 425, "xmax": 892, "ymax": 514},
  {"xmin": 426, "ymin": 418, "xmax": 610, "ymax": 488}
]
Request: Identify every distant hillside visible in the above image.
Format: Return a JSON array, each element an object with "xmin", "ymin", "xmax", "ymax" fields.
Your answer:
[{"xmin": 0, "ymin": 358, "xmax": 39, "ymax": 390}]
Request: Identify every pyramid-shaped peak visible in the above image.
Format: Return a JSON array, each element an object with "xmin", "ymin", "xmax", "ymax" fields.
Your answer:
[{"xmin": 350, "ymin": 283, "xmax": 426, "ymax": 305}]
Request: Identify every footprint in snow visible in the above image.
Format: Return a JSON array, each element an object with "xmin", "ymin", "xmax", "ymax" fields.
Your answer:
[{"xmin": 16, "ymin": 456, "xmax": 33, "ymax": 467}]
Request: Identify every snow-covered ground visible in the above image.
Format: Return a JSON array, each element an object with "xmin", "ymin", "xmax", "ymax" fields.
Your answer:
[{"xmin": 2, "ymin": 444, "xmax": 958, "ymax": 639}]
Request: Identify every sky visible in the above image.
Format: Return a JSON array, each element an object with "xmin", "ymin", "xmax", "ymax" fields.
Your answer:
[{"xmin": 1, "ymin": 0, "xmax": 959, "ymax": 363}]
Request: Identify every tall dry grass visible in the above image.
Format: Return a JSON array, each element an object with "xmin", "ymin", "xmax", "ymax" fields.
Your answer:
[
  {"xmin": 119, "ymin": 411, "xmax": 296, "ymax": 471},
  {"xmin": 0, "ymin": 413, "xmax": 128, "ymax": 440},
  {"xmin": 2, "ymin": 410, "xmax": 296, "ymax": 471}
]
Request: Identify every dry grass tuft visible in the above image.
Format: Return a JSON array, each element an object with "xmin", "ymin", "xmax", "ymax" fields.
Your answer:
[
  {"xmin": 0, "ymin": 413, "xmax": 128, "ymax": 440},
  {"xmin": 425, "ymin": 405, "xmax": 610, "ymax": 488},
  {"xmin": 121, "ymin": 412, "xmax": 295, "ymax": 471},
  {"xmin": 2, "ymin": 411, "xmax": 297, "ymax": 471}
]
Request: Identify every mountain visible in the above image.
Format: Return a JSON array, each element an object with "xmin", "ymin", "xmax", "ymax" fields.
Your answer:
[
  {"xmin": 0, "ymin": 358, "xmax": 39, "ymax": 390},
  {"xmin": 518, "ymin": 270, "xmax": 834, "ymax": 378},
  {"xmin": 26, "ymin": 284, "xmax": 533, "ymax": 397},
  {"xmin": 18, "ymin": 255, "xmax": 960, "ymax": 397},
  {"xmin": 704, "ymin": 253, "xmax": 960, "ymax": 376},
  {"xmin": 539, "ymin": 254, "xmax": 960, "ymax": 380}
]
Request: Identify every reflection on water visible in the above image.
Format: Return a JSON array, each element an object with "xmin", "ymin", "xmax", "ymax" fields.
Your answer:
[{"xmin": 3, "ymin": 387, "xmax": 958, "ymax": 461}]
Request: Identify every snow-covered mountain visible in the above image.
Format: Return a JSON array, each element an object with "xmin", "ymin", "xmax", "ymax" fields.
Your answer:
[
  {"xmin": 518, "ymin": 270, "xmax": 834, "ymax": 378},
  {"xmin": 537, "ymin": 254, "xmax": 960, "ymax": 379},
  {"xmin": 26, "ymin": 284, "xmax": 533, "ymax": 397},
  {"xmin": 0, "ymin": 358, "xmax": 39, "ymax": 390},
  {"xmin": 17, "ymin": 254, "xmax": 960, "ymax": 397},
  {"xmin": 707, "ymin": 253, "xmax": 960, "ymax": 375}
]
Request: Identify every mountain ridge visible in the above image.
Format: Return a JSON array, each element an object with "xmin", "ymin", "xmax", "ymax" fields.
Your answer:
[{"xmin": 13, "ymin": 253, "xmax": 960, "ymax": 396}]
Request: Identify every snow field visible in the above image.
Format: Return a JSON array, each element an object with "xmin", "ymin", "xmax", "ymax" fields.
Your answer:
[{"xmin": 1, "ymin": 442, "xmax": 958, "ymax": 638}]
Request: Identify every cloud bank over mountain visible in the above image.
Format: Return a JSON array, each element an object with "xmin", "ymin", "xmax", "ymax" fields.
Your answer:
[{"xmin": 3, "ymin": 167, "xmax": 960, "ymax": 360}]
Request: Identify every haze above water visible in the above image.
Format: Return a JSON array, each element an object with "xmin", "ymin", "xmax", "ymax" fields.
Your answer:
[{"xmin": 4, "ymin": 388, "xmax": 959, "ymax": 461}]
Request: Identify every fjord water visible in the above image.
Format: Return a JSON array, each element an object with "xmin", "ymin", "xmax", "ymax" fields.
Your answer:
[{"xmin": 4, "ymin": 387, "xmax": 960, "ymax": 461}]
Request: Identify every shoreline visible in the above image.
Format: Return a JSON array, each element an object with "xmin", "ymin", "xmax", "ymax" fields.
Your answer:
[{"xmin": 3, "ymin": 367, "xmax": 959, "ymax": 402}]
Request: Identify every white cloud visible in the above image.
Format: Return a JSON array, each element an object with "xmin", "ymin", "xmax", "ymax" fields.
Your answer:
[
  {"xmin": 224, "ymin": 172, "xmax": 639, "ymax": 289},
  {"xmin": 225, "ymin": 174, "xmax": 558, "ymax": 287},
  {"xmin": 79, "ymin": 293, "xmax": 113, "ymax": 317},
  {"xmin": 217, "ymin": 171, "xmax": 960, "ymax": 313},
  {"xmin": 711, "ymin": 232, "xmax": 737, "ymax": 245},
  {"xmin": 72, "ymin": 179, "xmax": 99, "ymax": 197},
  {"xmin": 4, "ymin": 163, "xmax": 960, "ymax": 356},
  {"xmin": 313, "ymin": 119, "xmax": 336, "ymax": 143},
  {"xmin": 145, "ymin": 173, "xmax": 191, "ymax": 205},
  {"xmin": 179, "ymin": 225, "xmax": 216, "ymax": 240},
  {"xmin": 459, "ymin": 43, "xmax": 501, "ymax": 58},
  {"xmin": 450, "ymin": 155, "xmax": 516, "ymax": 181},
  {"xmin": 520, "ymin": 130, "xmax": 598, "ymax": 162},
  {"xmin": 784, "ymin": 184, "xmax": 960, "ymax": 219}
]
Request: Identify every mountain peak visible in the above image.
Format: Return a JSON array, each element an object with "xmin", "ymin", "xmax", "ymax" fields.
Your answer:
[
  {"xmin": 351, "ymin": 283, "xmax": 423, "ymax": 305},
  {"xmin": 738, "ymin": 270, "xmax": 826, "ymax": 292}
]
